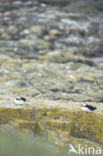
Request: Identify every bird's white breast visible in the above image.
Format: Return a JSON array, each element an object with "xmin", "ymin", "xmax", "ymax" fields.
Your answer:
[
  {"xmin": 82, "ymin": 107, "xmax": 92, "ymax": 113},
  {"xmin": 14, "ymin": 99, "xmax": 25, "ymax": 105}
]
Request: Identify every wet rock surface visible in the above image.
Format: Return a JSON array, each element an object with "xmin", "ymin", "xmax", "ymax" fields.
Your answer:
[{"xmin": 0, "ymin": 0, "xmax": 103, "ymax": 149}]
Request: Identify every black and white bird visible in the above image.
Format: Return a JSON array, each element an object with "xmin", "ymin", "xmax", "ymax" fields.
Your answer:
[
  {"xmin": 81, "ymin": 103, "xmax": 97, "ymax": 113},
  {"xmin": 14, "ymin": 96, "xmax": 26, "ymax": 105}
]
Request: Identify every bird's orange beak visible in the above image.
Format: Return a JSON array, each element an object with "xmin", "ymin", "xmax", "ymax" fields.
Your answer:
[{"xmin": 80, "ymin": 104, "xmax": 83, "ymax": 106}]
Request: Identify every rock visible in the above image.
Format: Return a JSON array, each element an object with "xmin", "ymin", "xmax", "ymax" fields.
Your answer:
[
  {"xmin": 49, "ymin": 29, "xmax": 59, "ymax": 36},
  {"xmin": 1, "ymin": 33, "xmax": 11, "ymax": 40},
  {"xmin": 8, "ymin": 25, "xmax": 18, "ymax": 34},
  {"xmin": 21, "ymin": 29, "xmax": 30, "ymax": 35},
  {"xmin": 0, "ymin": 0, "xmax": 103, "ymax": 149},
  {"xmin": 30, "ymin": 26, "xmax": 44, "ymax": 36},
  {"xmin": 35, "ymin": 40, "xmax": 51, "ymax": 50},
  {"xmin": 39, "ymin": 0, "xmax": 70, "ymax": 5},
  {"xmin": 0, "ymin": 100, "xmax": 103, "ymax": 147}
]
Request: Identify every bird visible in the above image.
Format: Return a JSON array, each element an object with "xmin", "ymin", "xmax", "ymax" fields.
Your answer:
[
  {"xmin": 14, "ymin": 96, "xmax": 26, "ymax": 105},
  {"xmin": 81, "ymin": 103, "xmax": 97, "ymax": 113}
]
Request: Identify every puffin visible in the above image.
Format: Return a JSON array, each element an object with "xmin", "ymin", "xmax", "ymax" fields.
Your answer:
[
  {"xmin": 14, "ymin": 96, "xmax": 26, "ymax": 105},
  {"xmin": 81, "ymin": 103, "xmax": 97, "ymax": 113}
]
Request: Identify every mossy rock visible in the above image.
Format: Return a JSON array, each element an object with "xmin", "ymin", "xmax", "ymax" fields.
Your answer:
[
  {"xmin": 1, "ymin": 33, "xmax": 11, "ymax": 40},
  {"xmin": 70, "ymin": 112, "xmax": 103, "ymax": 143},
  {"xmin": 36, "ymin": 51, "xmax": 93, "ymax": 64},
  {"xmin": 0, "ymin": 101, "xmax": 103, "ymax": 146}
]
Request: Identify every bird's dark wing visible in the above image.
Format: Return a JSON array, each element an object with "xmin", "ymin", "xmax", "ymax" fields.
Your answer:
[
  {"xmin": 21, "ymin": 97, "xmax": 26, "ymax": 101},
  {"xmin": 86, "ymin": 105, "xmax": 96, "ymax": 111}
]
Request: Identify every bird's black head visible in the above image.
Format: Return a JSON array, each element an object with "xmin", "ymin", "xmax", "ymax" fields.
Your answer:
[{"xmin": 16, "ymin": 96, "xmax": 21, "ymax": 100}]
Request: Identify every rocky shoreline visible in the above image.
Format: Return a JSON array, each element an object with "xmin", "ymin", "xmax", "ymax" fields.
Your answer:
[{"xmin": 0, "ymin": 0, "xmax": 103, "ymax": 152}]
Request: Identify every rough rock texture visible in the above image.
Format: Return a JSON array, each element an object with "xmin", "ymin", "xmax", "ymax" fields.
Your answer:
[
  {"xmin": 0, "ymin": 0, "xmax": 103, "ymax": 151},
  {"xmin": 0, "ymin": 100, "xmax": 103, "ymax": 153}
]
